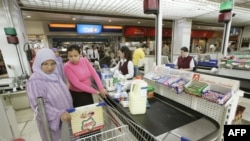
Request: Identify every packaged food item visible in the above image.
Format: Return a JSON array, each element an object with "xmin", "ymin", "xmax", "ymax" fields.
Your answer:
[{"xmin": 170, "ymin": 79, "xmax": 188, "ymax": 94}]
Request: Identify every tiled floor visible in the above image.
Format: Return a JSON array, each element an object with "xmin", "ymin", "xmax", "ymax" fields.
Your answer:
[{"xmin": 15, "ymin": 108, "xmax": 41, "ymax": 141}]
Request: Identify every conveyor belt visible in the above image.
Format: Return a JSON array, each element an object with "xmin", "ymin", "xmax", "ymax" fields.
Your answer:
[
  {"xmin": 126, "ymin": 97, "xmax": 200, "ymax": 136},
  {"xmin": 104, "ymin": 93, "xmax": 220, "ymax": 140}
]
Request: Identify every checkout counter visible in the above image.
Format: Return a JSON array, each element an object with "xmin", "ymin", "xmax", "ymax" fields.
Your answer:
[
  {"xmin": 100, "ymin": 66, "xmax": 241, "ymax": 141},
  {"xmin": 104, "ymin": 93, "xmax": 220, "ymax": 141},
  {"xmin": 0, "ymin": 77, "xmax": 29, "ymax": 140}
]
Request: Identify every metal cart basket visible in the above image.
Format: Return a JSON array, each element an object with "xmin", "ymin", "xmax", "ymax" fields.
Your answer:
[{"xmin": 60, "ymin": 102, "xmax": 157, "ymax": 141}]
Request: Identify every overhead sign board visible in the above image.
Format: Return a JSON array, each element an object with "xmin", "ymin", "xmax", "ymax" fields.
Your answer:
[{"xmin": 77, "ymin": 24, "xmax": 102, "ymax": 34}]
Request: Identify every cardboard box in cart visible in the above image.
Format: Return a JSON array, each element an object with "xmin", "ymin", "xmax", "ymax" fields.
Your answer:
[
  {"xmin": 69, "ymin": 103, "xmax": 104, "ymax": 137},
  {"xmin": 202, "ymin": 84, "xmax": 232, "ymax": 105}
]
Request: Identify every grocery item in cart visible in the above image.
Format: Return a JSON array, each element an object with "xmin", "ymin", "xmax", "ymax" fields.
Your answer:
[
  {"xmin": 69, "ymin": 103, "xmax": 104, "ymax": 137},
  {"xmin": 129, "ymin": 78, "xmax": 147, "ymax": 115}
]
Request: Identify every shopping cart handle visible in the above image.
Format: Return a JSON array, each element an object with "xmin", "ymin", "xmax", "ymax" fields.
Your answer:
[
  {"xmin": 181, "ymin": 136, "xmax": 191, "ymax": 141},
  {"xmin": 66, "ymin": 108, "xmax": 76, "ymax": 113},
  {"xmin": 96, "ymin": 102, "xmax": 107, "ymax": 106}
]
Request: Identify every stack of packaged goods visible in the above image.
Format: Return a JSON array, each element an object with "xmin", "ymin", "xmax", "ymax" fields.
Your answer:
[
  {"xmin": 184, "ymin": 80, "xmax": 208, "ymax": 97},
  {"xmin": 170, "ymin": 78, "xmax": 188, "ymax": 94},
  {"xmin": 202, "ymin": 84, "xmax": 232, "ymax": 105}
]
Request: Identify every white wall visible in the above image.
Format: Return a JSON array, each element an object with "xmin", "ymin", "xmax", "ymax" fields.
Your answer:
[
  {"xmin": 241, "ymin": 26, "xmax": 250, "ymax": 38},
  {"xmin": 0, "ymin": 0, "xmax": 32, "ymax": 77},
  {"xmin": 24, "ymin": 21, "xmax": 45, "ymax": 34}
]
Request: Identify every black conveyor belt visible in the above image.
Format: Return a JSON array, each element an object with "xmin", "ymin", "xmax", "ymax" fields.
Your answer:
[{"xmin": 104, "ymin": 93, "xmax": 219, "ymax": 139}]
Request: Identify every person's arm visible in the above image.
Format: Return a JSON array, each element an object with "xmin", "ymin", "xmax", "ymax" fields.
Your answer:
[
  {"xmin": 141, "ymin": 50, "xmax": 145, "ymax": 59},
  {"xmin": 26, "ymin": 80, "xmax": 65, "ymax": 131},
  {"xmin": 110, "ymin": 62, "xmax": 119, "ymax": 73},
  {"xmin": 173, "ymin": 58, "xmax": 178, "ymax": 65},
  {"xmin": 125, "ymin": 61, "xmax": 134, "ymax": 79},
  {"xmin": 64, "ymin": 66, "xmax": 98, "ymax": 94}
]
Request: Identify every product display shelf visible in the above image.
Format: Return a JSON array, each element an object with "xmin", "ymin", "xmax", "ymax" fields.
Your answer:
[{"xmin": 144, "ymin": 68, "xmax": 242, "ymax": 141}]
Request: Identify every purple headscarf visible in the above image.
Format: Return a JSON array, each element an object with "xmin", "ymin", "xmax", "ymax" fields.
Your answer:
[
  {"xmin": 51, "ymin": 48, "xmax": 58, "ymax": 53},
  {"xmin": 32, "ymin": 48, "xmax": 58, "ymax": 81}
]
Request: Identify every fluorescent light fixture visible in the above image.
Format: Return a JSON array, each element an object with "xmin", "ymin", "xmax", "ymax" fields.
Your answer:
[
  {"xmin": 103, "ymin": 25, "xmax": 122, "ymax": 29},
  {"xmin": 27, "ymin": 15, "xmax": 31, "ymax": 18},
  {"xmin": 49, "ymin": 23, "xmax": 76, "ymax": 28}
]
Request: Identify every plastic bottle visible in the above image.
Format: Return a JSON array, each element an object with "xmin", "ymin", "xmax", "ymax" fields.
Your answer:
[
  {"xmin": 102, "ymin": 64, "xmax": 111, "ymax": 79},
  {"xmin": 129, "ymin": 78, "xmax": 148, "ymax": 115}
]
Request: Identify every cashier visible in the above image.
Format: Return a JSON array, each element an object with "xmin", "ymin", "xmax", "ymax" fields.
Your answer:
[
  {"xmin": 173, "ymin": 47, "xmax": 195, "ymax": 71},
  {"xmin": 110, "ymin": 46, "xmax": 134, "ymax": 80}
]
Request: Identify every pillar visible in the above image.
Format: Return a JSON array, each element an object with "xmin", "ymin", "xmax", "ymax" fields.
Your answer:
[
  {"xmin": 0, "ymin": 0, "xmax": 31, "ymax": 77},
  {"xmin": 171, "ymin": 18, "xmax": 192, "ymax": 62}
]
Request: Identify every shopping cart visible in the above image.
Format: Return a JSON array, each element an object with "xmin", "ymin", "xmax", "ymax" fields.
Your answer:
[
  {"xmin": 60, "ymin": 102, "xmax": 158, "ymax": 141},
  {"xmin": 38, "ymin": 97, "xmax": 191, "ymax": 141}
]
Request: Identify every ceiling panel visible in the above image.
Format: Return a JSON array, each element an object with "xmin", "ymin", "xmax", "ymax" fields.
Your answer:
[{"xmin": 17, "ymin": 0, "xmax": 250, "ymax": 27}]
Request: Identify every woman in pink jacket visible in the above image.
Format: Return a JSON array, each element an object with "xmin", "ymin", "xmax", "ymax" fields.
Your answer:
[{"xmin": 64, "ymin": 44, "xmax": 107, "ymax": 107}]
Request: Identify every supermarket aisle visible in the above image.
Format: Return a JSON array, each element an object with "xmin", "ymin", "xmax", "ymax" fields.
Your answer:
[{"xmin": 16, "ymin": 108, "xmax": 41, "ymax": 141}]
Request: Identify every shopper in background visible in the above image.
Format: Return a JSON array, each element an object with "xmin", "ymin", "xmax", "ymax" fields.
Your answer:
[
  {"xmin": 173, "ymin": 46, "xmax": 195, "ymax": 71},
  {"xmin": 64, "ymin": 44, "xmax": 107, "ymax": 107},
  {"xmin": 132, "ymin": 43, "xmax": 146, "ymax": 77},
  {"xmin": 99, "ymin": 50, "xmax": 111, "ymax": 68},
  {"xmin": 26, "ymin": 48, "xmax": 73, "ymax": 141},
  {"xmin": 89, "ymin": 45, "xmax": 100, "ymax": 62},
  {"xmin": 162, "ymin": 43, "xmax": 170, "ymax": 56},
  {"xmin": 110, "ymin": 51, "xmax": 118, "ymax": 67},
  {"xmin": 51, "ymin": 48, "xmax": 66, "ymax": 83},
  {"xmin": 111, "ymin": 46, "xmax": 134, "ymax": 80}
]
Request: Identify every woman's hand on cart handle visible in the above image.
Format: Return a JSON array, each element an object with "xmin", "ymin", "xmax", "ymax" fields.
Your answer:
[
  {"xmin": 60, "ymin": 112, "xmax": 71, "ymax": 122},
  {"xmin": 99, "ymin": 89, "xmax": 108, "ymax": 98}
]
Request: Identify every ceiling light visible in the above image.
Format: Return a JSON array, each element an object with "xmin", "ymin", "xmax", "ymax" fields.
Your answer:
[
  {"xmin": 27, "ymin": 15, "xmax": 31, "ymax": 18},
  {"xmin": 108, "ymin": 20, "xmax": 112, "ymax": 22},
  {"xmin": 72, "ymin": 18, "xmax": 76, "ymax": 21},
  {"xmin": 198, "ymin": 26, "xmax": 200, "ymax": 28},
  {"xmin": 137, "ymin": 22, "xmax": 141, "ymax": 24}
]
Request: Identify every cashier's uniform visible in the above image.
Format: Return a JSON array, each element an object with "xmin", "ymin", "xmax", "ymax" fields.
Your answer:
[
  {"xmin": 110, "ymin": 59, "xmax": 134, "ymax": 80},
  {"xmin": 173, "ymin": 55, "xmax": 195, "ymax": 69}
]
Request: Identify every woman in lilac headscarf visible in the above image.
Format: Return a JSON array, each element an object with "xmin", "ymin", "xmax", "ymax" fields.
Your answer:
[
  {"xmin": 51, "ymin": 48, "xmax": 66, "ymax": 83},
  {"xmin": 26, "ymin": 48, "xmax": 73, "ymax": 141}
]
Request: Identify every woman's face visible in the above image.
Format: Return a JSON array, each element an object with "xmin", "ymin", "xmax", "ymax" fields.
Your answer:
[
  {"xmin": 180, "ymin": 50, "xmax": 186, "ymax": 57},
  {"xmin": 41, "ymin": 60, "xmax": 56, "ymax": 74},
  {"xmin": 118, "ymin": 50, "xmax": 124, "ymax": 59},
  {"xmin": 68, "ymin": 49, "xmax": 81, "ymax": 64}
]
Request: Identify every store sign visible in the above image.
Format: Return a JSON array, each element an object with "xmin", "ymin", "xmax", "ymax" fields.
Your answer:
[
  {"xmin": 124, "ymin": 26, "xmax": 172, "ymax": 37},
  {"xmin": 124, "ymin": 26, "xmax": 147, "ymax": 36},
  {"xmin": 77, "ymin": 24, "xmax": 102, "ymax": 34},
  {"xmin": 191, "ymin": 30, "xmax": 214, "ymax": 38}
]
